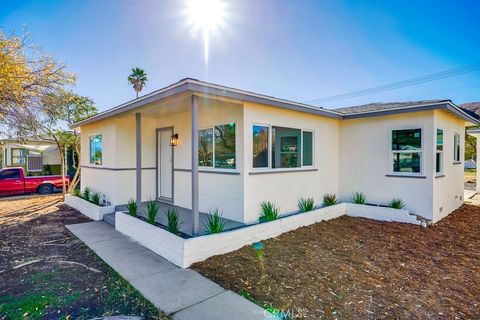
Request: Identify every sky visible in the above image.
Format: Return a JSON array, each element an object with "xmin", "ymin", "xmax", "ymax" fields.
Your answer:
[{"xmin": 1, "ymin": 0, "xmax": 480, "ymax": 111}]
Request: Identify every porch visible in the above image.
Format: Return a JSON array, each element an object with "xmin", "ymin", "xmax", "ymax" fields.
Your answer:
[{"xmin": 112, "ymin": 201, "xmax": 245, "ymax": 237}]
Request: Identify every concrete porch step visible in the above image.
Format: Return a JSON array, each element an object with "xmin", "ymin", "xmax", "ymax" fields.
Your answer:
[{"xmin": 103, "ymin": 212, "xmax": 115, "ymax": 226}]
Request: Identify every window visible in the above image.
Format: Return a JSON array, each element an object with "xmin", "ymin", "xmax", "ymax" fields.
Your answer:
[
  {"xmin": 252, "ymin": 125, "xmax": 314, "ymax": 170},
  {"xmin": 391, "ymin": 129, "xmax": 422, "ymax": 174},
  {"xmin": 89, "ymin": 135, "xmax": 103, "ymax": 165},
  {"xmin": 11, "ymin": 148, "xmax": 27, "ymax": 165},
  {"xmin": 252, "ymin": 125, "xmax": 269, "ymax": 168},
  {"xmin": 454, "ymin": 133, "xmax": 461, "ymax": 162},
  {"xmin": 199, "ymin": 123, "xmax": 236, "ymax": 169},
  {"xmin": 0, "ymin": 169, "xmax": 20, "ymax": 180},
  {"xmin": 436, "ymin": 129, "xmax": 443, "ymax": 174}
]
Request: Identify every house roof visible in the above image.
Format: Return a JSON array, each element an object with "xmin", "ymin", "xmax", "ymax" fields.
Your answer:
[
  {"xmin": 71, "ymin": 79, "xmax": 480, "ymax": 128},
  {"xmin": 332, "ymin": 100, "xmax": 480, "ymax": 123}
]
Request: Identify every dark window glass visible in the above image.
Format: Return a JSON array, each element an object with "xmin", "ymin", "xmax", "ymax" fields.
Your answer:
[
  {"xmin": 253, "ymin": 125, "xmax": 269, "ymax": 168},
  {"xmin": 302, "ymin": 131, "xmax": 313, "ymax": 166},
  {"xmin": 214, "ymin": 123, "xmax": 236, "ymax": 169},
  {"xmin": 272, "ymin": 127, "xmax": 301, "ymax": 168},
  {"xmin": 0, "ymin": 169, "xmax": 20, "ymax": 180},
  {"xmin": 393, "ymin": 153, "xmax": 421, "ymax": 173},
  {"xmin": 199, "ymin": 128, "xmax": 213, "ymax": 167},
  {"xmin": 436, "ymin": 129, "xmax": 443, "ymax": 151},
  {"xmin": 392, "ymin": 129, "xmax": 421, "ymax": 151}
]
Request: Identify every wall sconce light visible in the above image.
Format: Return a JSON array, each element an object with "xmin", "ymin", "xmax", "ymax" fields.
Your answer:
[{"xmin": 170, "ymin": 133, "xmax": 179, "ymax": 146}]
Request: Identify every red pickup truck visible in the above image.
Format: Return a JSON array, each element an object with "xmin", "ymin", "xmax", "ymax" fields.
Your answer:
[{"xmin": 0, "ymin": 167, "xmax": 69, "ymax": 197}]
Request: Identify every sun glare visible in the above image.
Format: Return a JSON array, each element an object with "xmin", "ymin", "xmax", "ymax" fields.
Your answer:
[{"xmin": 185, "ymin": 0, "xmax": 227, "ymax": 64}]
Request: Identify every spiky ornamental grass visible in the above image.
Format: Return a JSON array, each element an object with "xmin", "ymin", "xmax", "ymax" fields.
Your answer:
[
  {"xmin": 91, "ymin": 192, "xmax": 102, "ymax": 205},
  {"xmin": 260, "ymin": 201, "xmax": 279, "ymax": 222},
  {"xmin": 351, "ymin": 192, "xmax": 366, "ymax": 205},
  {"xmin": 323, "ymin": 193, "xmax": 337, "ymax": 206},
  {"xmin": 298, "ymin": 197, "xmax": 315, "ymax": 213},
  {"xmin": 126, "ymin": 199, "xmax": 137, "ymax": 217},
  {"xmin": 389, "ymin": 198, "xmax": 406, "ymax": 209},
  {"xmin": 205, "ymin": 208, "xmax": 225, "ymax": 234},
  {"xmin": 165, "ymin": 208, "xmax": 182, "ymax": 235},
  {"xmin": 82, "ymin": 186, "xmax": 92, "ymax": 202},
  {"xmin": 146, "ymin": 200, "xmax": 159, "ymax": 225}
]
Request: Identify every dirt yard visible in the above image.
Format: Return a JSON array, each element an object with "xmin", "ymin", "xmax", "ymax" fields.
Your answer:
[
  {"xmin": 194, "ymin": 205, "xmax": 480, "ymax": 319},
  {"xmin": 0, "ymin": 195, "xmax": 169, "ymax": 320}
]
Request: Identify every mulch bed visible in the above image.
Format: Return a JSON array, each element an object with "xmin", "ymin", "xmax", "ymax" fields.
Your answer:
[
  {"xmin": 193, "ymin": 205, "xmax": 480, "ymax": 319},
  {"xmin": 0, "ymin": 195, "xmax": 169, "ymax": 320}
]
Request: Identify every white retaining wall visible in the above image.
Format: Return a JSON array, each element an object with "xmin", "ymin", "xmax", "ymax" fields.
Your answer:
[
  {"xmin": 344, "ymin": 203, "xmax": 422, "ymax": 225},
  {"xmin": 65, "ymin": 194, "xmax": 115, "ymax": 221}
]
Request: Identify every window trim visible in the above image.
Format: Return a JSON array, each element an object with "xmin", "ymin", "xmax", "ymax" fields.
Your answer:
[
  {"xmin": 436, "ymin": 128, "xmax": 444, "ymax": 176},
  {"xmin": 389, "ymin": 127, "xmax": 424, "ymax": 177},
  {"xmin": 89, "ymin": 133, "xmax": 103, "ymax": 166},
  {"xmin": 251, "ymin": 124, "xmax": 315, "ymax": 172},
  {"xmin": 198, "ymin": 122, "xmax": 237, "ymax": 171}
]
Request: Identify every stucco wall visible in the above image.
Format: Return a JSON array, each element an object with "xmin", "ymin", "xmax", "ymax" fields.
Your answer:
[
  {"xmin": 432, "ymin": 110, "xmax": 465, "ymax": 222},
  {"xmin": 339, "ymin": 111, "xmax": 435, "ymax": 220},
  {"xmin": 242, "ymin": 102, "xmax": 340, "ymax": 223}
]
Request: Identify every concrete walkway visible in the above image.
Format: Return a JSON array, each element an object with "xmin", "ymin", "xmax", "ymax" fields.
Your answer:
[{"xmin": 67, "ymin": 221, "xmax": 266, "ymax": 320}]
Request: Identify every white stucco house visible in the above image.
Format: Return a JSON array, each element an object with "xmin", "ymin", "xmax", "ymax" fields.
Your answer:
[{"xmin": 71, "ymin": 78, "xmax": 479, "ymax": 234}]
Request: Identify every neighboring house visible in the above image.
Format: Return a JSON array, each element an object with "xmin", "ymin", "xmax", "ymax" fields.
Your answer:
[
  {"xmin": 71, "ymin": 78, "xmax": 479, "ymax": 228},
  {"xmin": 0, "ymin": 138, "xmax": 62, "ymax": 175}
]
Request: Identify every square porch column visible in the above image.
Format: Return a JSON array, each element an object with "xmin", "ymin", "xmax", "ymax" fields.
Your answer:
[
  {"xmin": 191, "ymin": 95, "xmax": 200, "ymax": 235},
  {"xmin": 476, "ymin": 135, "xmax": 480, "ymax": 193},
  {"xmin": 136, "ymin": 112, "xmax": 142, "ymax": 207}
]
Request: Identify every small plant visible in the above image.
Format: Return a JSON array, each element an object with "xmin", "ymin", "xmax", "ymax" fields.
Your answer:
[
  {"xmin": 298, "ymin": 197, "xmax": 315, "ymax": 213},
  {"xmin": 82, "ymin": 186, "xmax": 92, "ymax": 201},
  {"xmin": 165, "ymin": 208, "xmax": 182, "ymax": 235},
  {"xmin": 323, "ymin": 193, "xmax": 337, "ymax": 206},
  {"xmin": 146, "ymin": 199, "xmax": 159, "ymax": 224},
  {"xmin": 205, "ymin": 208, "xmax": 225, "ymax": 234},
  {"xmin": 389, "ymin": 198, "xmax": 405, "ymax": 209},
  {"xmin": 252, "ymin": 241, "xmax": 265, "ymax": 273},
  {"xmin": 126, "ymin": 198, "xmax": 137, "ymax": 217},
  {"xmin": 259, "ymin": 201, "xmax": 279, "ymax": 222},
  {"xmin": 71, "ymin": 188, "xmax": 80, "ymax": 197},
  {"xmin": 351, "ymin": 192, "xmax": 366, "ymax": 205},
  {"xmin": 91, "ymin": 192, "xmax": 102, "ymax": 205}
]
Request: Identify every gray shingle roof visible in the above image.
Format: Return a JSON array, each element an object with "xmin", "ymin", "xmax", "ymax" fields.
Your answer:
[{"xmin": 332, "ymin": 100, "xmax": 450, "ymax": 115}]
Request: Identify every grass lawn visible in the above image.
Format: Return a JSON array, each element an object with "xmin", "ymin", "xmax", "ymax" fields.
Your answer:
[
  {"xmin": 0, "ymin": 195, "xmax": 169, "ymax": 320},
  {"xmin": 194, "ymin": 205, "xmax": 480, "ymax": 319}
]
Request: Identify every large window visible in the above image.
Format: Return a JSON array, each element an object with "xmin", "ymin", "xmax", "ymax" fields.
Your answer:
[
  {"xmin": 252, "ymin": 125, "xmax": 314, "ymax": 170},
  {"xmin": 199, "ymin": 123, "xmax": 236, "ymax": 169},
  {"xmin": 436, "ymin": 129, "xmax": 443, "ymax": 174},
  {"xmin": 89, "ymin": 135, "xmax": 103, "ymax": 165},
  {"xmin": 11, "ymin": 148, "xmax": 27, "ymax": 165},
  {"xmin": 454, "ymin": 133, "xmax": 461, "ymax": 162},
  {"xmin": 391, "ymin": 129, "xmax": 422, "ymax": 174}
]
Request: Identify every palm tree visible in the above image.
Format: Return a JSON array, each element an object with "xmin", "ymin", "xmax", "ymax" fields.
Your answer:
[{"xmin": 128, "ymin": 67, "xmax": 148, "ymax": 98}]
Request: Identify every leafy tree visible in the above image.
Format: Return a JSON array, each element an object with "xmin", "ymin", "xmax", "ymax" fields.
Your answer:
[
  {"xmin": 466, "ymin": 126, "xmax": 477, "ymax": 161},
  {"xmin": 128, "ymin": 67, "xmax": 148, "ymax": 98}
]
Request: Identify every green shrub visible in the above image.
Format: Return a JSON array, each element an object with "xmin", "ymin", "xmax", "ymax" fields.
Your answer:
[
  {"xmin": 205, "ymin": 208, "xmax": 225, "ymax": 234},
  {"xmin": 165, "ymin": 208, "xmax": 182, "ymax": 235},
  {"xmin": 351, "ymin": 192, "xmax": 366, "ymax": 205},
  {"xmin": 82, "ymin": 186, "xmax": 92, "ymax": 201},
  {"xmin": 91, "ymin": 192, "xmax": 102, "ymax": 205},
  {"xmin": 323, "ymin": 193, "xmax": 337, "ymax": 206},
  {"xmin": 71, "ymin": 188, "xmax": 80, "ymax": 197},
  {"xmin": 259, "ymin": 201, "xmax": 279, "ymax": 222},
  {"xmin": 298, "ymin": 197, "xmax": 315, "ymax": 212},
  {"xmin": 389, "ymin": 198, "xmax": 405, "ymax": 209},
  {"xmin": 126, "ymin": 198, "xmax": 137, "ymax": 217},
  {"xmin": 146, "ymin": 200, "xmax": 159, "ymax": 224}
]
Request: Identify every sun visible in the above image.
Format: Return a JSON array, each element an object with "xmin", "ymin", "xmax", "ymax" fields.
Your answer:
[{"xmin": 184, "ymin": 0, "xmax": 227, "ymax": 63}]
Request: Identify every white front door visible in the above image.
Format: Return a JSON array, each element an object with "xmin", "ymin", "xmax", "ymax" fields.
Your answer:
[{"xmin": 157, "ymin": 128, "xmax": 173, "ymax": 201}]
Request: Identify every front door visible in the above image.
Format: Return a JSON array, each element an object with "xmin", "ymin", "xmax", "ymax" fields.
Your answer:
[{"xmin": 157, "ymin": 128, "xmax": 173, "ymax": 202}]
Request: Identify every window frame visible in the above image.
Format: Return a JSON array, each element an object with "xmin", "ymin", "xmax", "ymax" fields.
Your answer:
[
  {"xmin": 389, "ymin": 127, "xmax": 424, "ymax": 176},
  {"xmin": 453, "ymin": 132, "xmax": 461, "ymax": 163},
  {"xmin": 89, "ymin": 134, "xmax": 103, "ymax": 166},
  {"xmin": 251, "ymin": 124, "xmax": 315, "ymax": 172},
  {"xmin": 436, "ymin": 128, "xmax": 444, "ymax": 175},
  {"xmin": 198, "ymin": 122, "xmax": 237, "ymax": 171},
  {"xmin": 11, "ymin": 148, "xmax": 28, "ymax": 166}
]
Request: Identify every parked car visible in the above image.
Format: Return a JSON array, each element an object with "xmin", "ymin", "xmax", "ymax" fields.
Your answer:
[{"xmin": 0, "ymin": 167, "xmax": 69, "ymax": 197}]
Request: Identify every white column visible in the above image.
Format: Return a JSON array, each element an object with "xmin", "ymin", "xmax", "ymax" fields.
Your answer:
[
  {"xmin": 191, "ymin": 95, "xmax": 200, "ymax": 235},
  {"xmin": 476, "ymin": 135, "xmax": 480, "ymax": 193},
  {"xmin": 136, "ymin": 112, "xmax": 142, "ymax": 206}
]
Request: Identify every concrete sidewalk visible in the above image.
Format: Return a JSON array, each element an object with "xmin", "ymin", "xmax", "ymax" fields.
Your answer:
[{"xmin": 67, "ymin": 221, "xmax": 266, "ymax": 320}]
